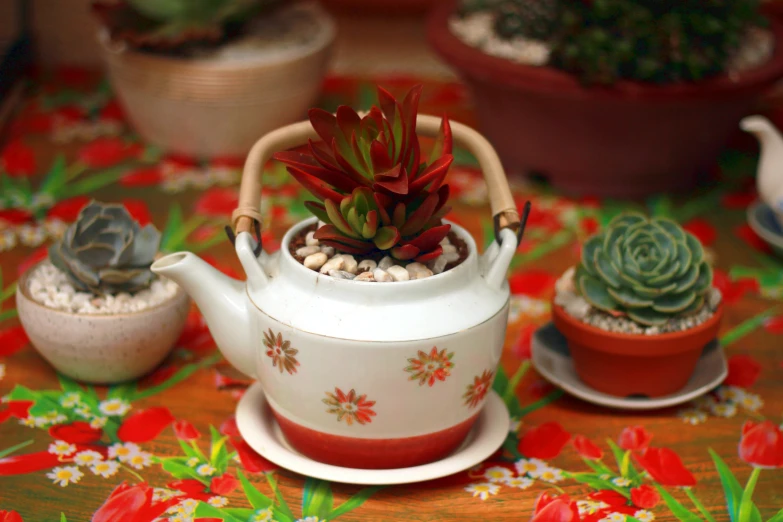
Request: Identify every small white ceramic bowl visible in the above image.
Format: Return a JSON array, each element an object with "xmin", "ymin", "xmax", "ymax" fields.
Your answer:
[{"xmin": 16, "ymin": 263, "xmax": 190, "ymax": 384}]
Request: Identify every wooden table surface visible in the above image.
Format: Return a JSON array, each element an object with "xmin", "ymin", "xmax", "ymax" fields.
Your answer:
[{"xmin": 0, "ymin": 70, "xmax": 781, "ymax": 521}]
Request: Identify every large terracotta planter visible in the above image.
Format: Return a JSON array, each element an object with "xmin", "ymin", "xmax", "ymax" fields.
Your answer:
[
  {"xmin": 98, "ymin": 4, "xmax": 335, "ymax": 159},
  {"xmin": 428, "ymin": 0, "xmax": 783, "ymax": 197},
  {"xmin": 552, "ymin": 303, "xmax": 723, "ymax": 397}
]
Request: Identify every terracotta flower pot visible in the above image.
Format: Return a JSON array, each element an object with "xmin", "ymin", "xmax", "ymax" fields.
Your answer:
[
  {"xmin": 551, "ymin": 303, "xmax": 724, "ymax": 398},
  {"xmin": 427, "ymin": 0, "xmax": 783, "ymax": 197},
  {"xmin": 97, "ymin": 4, "xmax": 335, "ymax": 159}
]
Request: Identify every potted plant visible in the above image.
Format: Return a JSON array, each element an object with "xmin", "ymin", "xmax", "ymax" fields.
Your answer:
[
  {"xmin": 428, "ymin": 0, "xmax": 783, "ymax": 197},
  {"xmin": 91, "ymin": 0, "xmax": 335, "ymax": 158},
  {"xmin": 151, "ymin": 85, "xmax": 528, "ymax": 469},
  {"xmin": 16, "ymin": 201, "xmax": 189, "ymax": 384},
  {"xmin": 552, "ymin": 212, "xmax": 723, "ymax": 398}
]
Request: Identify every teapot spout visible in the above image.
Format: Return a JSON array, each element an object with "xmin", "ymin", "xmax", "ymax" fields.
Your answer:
[
  {"xmin": 151, "ymin": 252, "xmax": 255, "ymax": 378},
  {"xmin": 741, "ymin": 116, "xmax": 783, "ymax": 205}
]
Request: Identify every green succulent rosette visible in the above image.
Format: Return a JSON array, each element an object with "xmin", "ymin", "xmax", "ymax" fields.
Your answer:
[
  {"xmin": 49, "ymin": 201, "xmax": 161, "ymax": 296},
  {"xmin": 576, "ymin": 213, "xmax": 713, "ymax": 326}
]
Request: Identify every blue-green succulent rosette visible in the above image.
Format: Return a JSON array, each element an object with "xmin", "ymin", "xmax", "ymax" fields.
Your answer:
[{"xmin": 575, "ymin": 213, "xmax": 714, "ymax": 327}]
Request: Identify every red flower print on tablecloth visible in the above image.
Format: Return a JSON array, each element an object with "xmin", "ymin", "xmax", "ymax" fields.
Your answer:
[
  {"xmin": 724, "ymin": 354, "xmax": 762, "ymax": 388},
  {"xmin": 49, "ymin": 421, "xmax": 103, "ymax": 444},
  {"xmin": 0, "ymin": 401, "xmax": 33, "ymax": 425},
  {"xmin": 91, "ymin": 482, "xmax": 182, "ymax": 522},
  {"xmin": 634, "ymin": 447, "xmax": 696, "ymax": 486},
  {"xmin": 683, "ymin": 218, "xmax": 716, "ymax": 247},
  {"xmin": 764, "ymin": 314, "xmax": 783, "ymax": 334},
  {"xmin": 0, "ymin": 208, "xmax": 33, "ymax": 226},
  {"xmin": 519, "ymin": 422, "xmax": 571, "ymax": 460},
  {"xmin": 572, "ymin": 435, "xmax": 603, "ymax": 460},
  {"xmin": 220, "ymin": 417, "xmax": 278, "ymax": 473},
  {"xmin": 509, "ymin": 269, "xmax": 557, "ymax": 298},
  {"xmin": 120, "ymin": 166, "xmax": 163, "ymax": 187},
  {"xmin": 722, "ymin": 187, "xmax": 757, "ymax": 209},
  {"xmin": 77, "ymin": 138, "xmax": 142, "ymax": 169},
  {"xmin": 116, "ymin": 407, "xmax": 175, "ymax": 443},
  {"xmin": 173, "ymin": 419, "xmax": 201, "ymax": 441},
  {"xmin": 177, "ymin": 308, "xmax": 216, "ymax": 352},
  {"xmin": 17, "ymin": 246, "xmax": 48, "ymax": 276},
  {"xmin": 0, "ymin": 510, "xmax": 23, "ymax": 522},
  {"xmin": 404, "ymin": 347, "xmax": 454, "ymax": 386},
  {"xmin": 0, "ymin": 326, "xmax": 29, "ymax": 357},
  {"xmin": 463, "ymin": 370, "xmax": 493, "ymax": 409},
  {"xmin": 618, "ymin": 425, "xmax": 652, "ymax": 451},
  {"xmin": 1, "ymin": 140, "xmax": 36, "ymax": 177},
  {"xmin": 262, "ymin": 329, "xmax": 300, "ymax": 375},
  {"xmin": 194, "ymin": 187, "xmax": 239, "ymax": 218},
  {"xmin": 630, "ymin": 485, "xmax": 660, "ymax": 509},
  {"xmin": 46, "ymin": 196, "xmax": 93, "ymax": 224},
  {"xmin": 512, "ymin": 325, "xmax": 534, "ymax": 360},
  {"xmin": 532, "ymin": 493, "xmax": 580, "ymax": 522},
  {"xmin": 739, "ymin": 420, "xmax": 783, "ymax": 468},
  {"xmin": 120, "ymin": 199, "xmax": 152, "ymax": 226},
  {"xmin": 323, "ymin": 388, "xmax": 376, "ymax": 426},
  {"xmin": 713, "ymin": 268, "xmax": 759, "ymax": 304}
]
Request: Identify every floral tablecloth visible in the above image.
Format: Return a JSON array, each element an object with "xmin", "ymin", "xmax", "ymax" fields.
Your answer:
[{"xmin": 0, "ymin": 69, "xmax": 782, "ymax": 521}]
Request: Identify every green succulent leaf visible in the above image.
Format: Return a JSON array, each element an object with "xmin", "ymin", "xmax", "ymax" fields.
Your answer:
[
  {"xmin": 373, "ymin": 226, "xmax": 400, "ymax": 250},
  {"xmin": 581, "ymin": 234, "xmax": 604, "ymax": 276},
  {"xmin": 579, "ymin": 274, "xmax": 619, "ymax": 312},
  {"xmin": 627, "ymin": 307, "xmax": 671, "ymax": 326},
  {"xmin": 594, "ymin": 250, "xmax": 622, "ymax": 289},
  {"xmin": 607, "ymin": 285, "xmax": 654, "ymax": 308},
  {"xmin": 653, "ymin": 292, "xmax": 696, "ymax": 314},
  {"xmin": 694, "ymin": 261, "xmax": 713, "ymax": 294}
]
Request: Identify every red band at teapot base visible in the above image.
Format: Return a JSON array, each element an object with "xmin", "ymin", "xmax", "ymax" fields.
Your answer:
[{"xmin": 271, "ymin": 407, "xmax": 480, "ymax": 469}]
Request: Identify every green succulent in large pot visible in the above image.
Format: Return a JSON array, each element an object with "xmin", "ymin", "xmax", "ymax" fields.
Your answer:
[
  {"xmin": 575, "ymin": 213, "xmax": 713, "ymax": 326},
  {"xmin": 550, "ymin": 212, "xmax": 723, "ymax": 398},
  {"xmin": 15, "ymin": 201, "xmax": 189, "ymax": 385}
]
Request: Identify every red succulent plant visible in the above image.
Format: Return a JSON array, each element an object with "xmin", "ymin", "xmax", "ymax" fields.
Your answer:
[{"xmin": 274, "ymin": 85, "xmax": 454, "ymax": 262}]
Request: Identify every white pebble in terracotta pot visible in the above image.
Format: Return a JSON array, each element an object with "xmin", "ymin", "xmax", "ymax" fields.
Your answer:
[{"xmin": 16, "ymin": 261, "xmax": 189, "ymax": 384}]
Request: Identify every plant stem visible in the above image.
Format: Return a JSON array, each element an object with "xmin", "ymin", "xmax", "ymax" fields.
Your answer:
[
  {"xmin": 540, "ymin": 480, "xmax": 565, "ymax": 494},
  {"xmin": 121, "ymin": 464, "xmax": 145, "ymax": 482},
  {"xmin": 738, "ymin": 467, "xmax": 761, "ymax": 522},
  {"xmin": 503, "ymin": 360, "xmax": 530, "ymax": 405},
  {"xmin": 685, "ymin": 487, "xmax": 717, "ymax": 522}
]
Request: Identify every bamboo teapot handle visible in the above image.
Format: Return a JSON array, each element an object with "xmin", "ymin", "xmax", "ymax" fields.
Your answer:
[{"xmin": 231, "ymin": 115, "xmax": 525, "ymax": 248}]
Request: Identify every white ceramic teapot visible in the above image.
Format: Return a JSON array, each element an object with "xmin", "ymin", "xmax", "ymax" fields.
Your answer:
[
  {"xmin": 741, "ymin": 115, "xmax": 783, "ymax": 227},
  {"xmin": 151, "ymin": 115, "xmax": 524, "ymax": 469}
]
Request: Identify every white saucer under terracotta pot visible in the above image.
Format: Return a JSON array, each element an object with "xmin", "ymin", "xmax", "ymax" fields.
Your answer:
[
  {"xmin": 236, "ymin": 383, "xmax": 510, "ymax": 485},
  {"xmin": 16, "ymin": 263, "xmax": 190, "ymax": 384},
  {"xmin": 531, "ymin": 322, "xmax": 727, "ymax": 410}
]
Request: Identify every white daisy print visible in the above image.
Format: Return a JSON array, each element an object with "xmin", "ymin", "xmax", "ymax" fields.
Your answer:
[
  {"xmin": 90, "ymin": 416, "xmax": 108, "ymax": 429},
  {"xmin": 296, "ymin": 517, "xmax": 325, "ymax": 522},
  {"xmin": 73, "ymin": 450, "xmax": 103, "ymax": 466},
  {"xmin": 19, "ymin": 416, "xmax": 38, "ymax": 428},
  {"xmin": 74, "ymin": 405, "xmax": 92, "ymax": 418},
  {"xmin": 716, "ymin": 386, "xmax": 746, "ymax": 403},
  {"xmin": 90, "ymin": 460, "xmax": 120, "ymax": 478},
  {"xmin": 599, "ymin": 513, "xmax": 627, "ymax": 522},
  {"xmin": 464, "ymin": 482, "xmax": 500, "ymax": 500},
  {"xmin": 127, "ymin": 451, "xmax": 153, "ymax": 470},
  {"xmin": 17, "ymin": 224, "xmax": 47, "ymax": 247},
  {"xmin": 483, "ymin": 466, "xmax": 514, "ymax": 483},
  {"xmin": 153, "ymin": 488, "xmax": 180, "ymax": 502},
  {"xmin": 635, "ymin": 510, "xmax": 655, "ymax": 522},
  {"xmin": 530, "ymin": 467, "xmax": 564, "ymax": 483},
  {"xmin": 611, "ymin": 477, "xmax": 631, "ymax": 487},
  {"xmin": 47, "ymin": 466, "xmax": 84, "ymax": 487},
  {"xmin": 0, "ymin": 229, "xmax": 17, "ymax": 252},
  {"xmin": 502, "ymin": 476, "xmax": 533, "ymax": 489},
  {"xmin": 678, "ymin": 408, "xmax": 707, "ymax": 425},
  {"xmin": 508, "ymin": 417, "xmax": 521, "ymax": 433},
  {"xmin": 186, "ymin": 457, "xmax": 200, "ymax": 467},
  {"xmin": 60, "ymin": 392, "xmax": 82, "ymax": 408},
  {"xmin": 740, "ymin": 393, "xmax": 764, "ymax": 412},
  {"xmin": 208, "ymin": 496, "xmax": 229, "ymax": 508},
  {"xmin": 99, "ymin": 398, "xmax": 131, "ymax": 416},
  {"xmin": 48, "ymin": 440, "xmax": 76, "ymax": 456},
  {"xmin": 179, "ymin": 498, "xmax": 199, "ymax": 513},
  {"xmin": 515, "ymin": 458, "xmax": 547, "ymax": 475},
  {"xmin": 709, "ymin": 401, "xmax": 737, "ymax": 418},
  {"xmin": 196, "ymin": 463, "xmax": 217, "ymax": 476},
  {"xmin": 577, "ymin": 500, "xmax": 610, "ymax": 516},
  {"xmin": 167, "ymin": 514, "xmax": 190, "ymax": 522},
  {"xmin": 251, "ymin": 507, "xmax": 275, "ymax": 521},
  {"xmin": 108, "ymin": 442, "xmax": 140, "ymax": 462}
]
